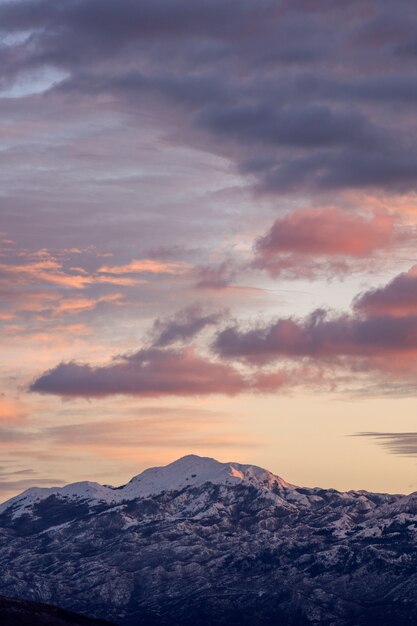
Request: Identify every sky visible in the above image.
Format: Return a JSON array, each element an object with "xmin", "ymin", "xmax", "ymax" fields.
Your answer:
[{"xmin": 2, "ymin": 0, "xmax": 417, "ymax": 500}]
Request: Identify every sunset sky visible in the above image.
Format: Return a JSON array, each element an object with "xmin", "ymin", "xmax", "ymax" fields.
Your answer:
[{"xmin": 2, "ymin": 0, "xmax": 417, "ymax": 500}]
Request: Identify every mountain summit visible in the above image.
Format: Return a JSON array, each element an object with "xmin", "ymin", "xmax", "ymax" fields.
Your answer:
[
  {"xmin": 0, "ymin": 455, "xmax": 289, "ymax": 519},
  {"xmin": 124, "ymin": 454, "xmax": 290, "ymax": 494},
  {"xmin": 1, "ymin": 455, "xmax": 417, "ymax": 625}
]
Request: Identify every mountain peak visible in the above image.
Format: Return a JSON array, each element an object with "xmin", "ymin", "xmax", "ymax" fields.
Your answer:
[
  {"xmin": 0, "ymin": 455, "xmax": 290, "ymax": 517},
  {"xmin": 126, "ymin": 454, "xmax": 290, "ymax": 496}
]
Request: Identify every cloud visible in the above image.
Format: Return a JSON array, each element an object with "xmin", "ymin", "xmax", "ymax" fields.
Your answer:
[
  {"xmin": 97, "ymin": 258, "xmax": 189, "ymax": 275},
  {"xmin": 353, "ymin": 432, "xmax": 417, "ymax": 457},
  {"xmin": 29, "ymin": 340, "xmax": 300, "ymax": 399},
  {"xmin": 0, "ymin": 477, "xmax": 65, "ymax": 493},
  {"xmin": 0, "ymin": 244, "xmax": 185, "ymax": 338},
  {"xmin": 152, "ymin": 304, "xmax": 224, "ymax": 346},
  {"xmin": 30, "ymin": 346, "xmax": 249, "ymax": 398},
  {"xmin": 43, "ymin": 415, "xmax": 259, "ymax": 452},
  {"xmin": 0, "ymin": 253, "xmax": 142, "ymax": 290},
  {"xmin": 354, "ymin": 266, "xmax": 417, "ymax": 317},
  {"xmin": 215, "ymin": 309, "xmax": 417, "ymax": 364},
  {"xmin": 51, "ymin": 293, "xmax": 123, "ymax": 315},
  {"xmin": 254, "ymin": 207, "xmax": 408, "ymax": 278},
  {"xmin": 194, "ymin": 262, "xmax": 238, "ymax": 290},
  {"xmin": 213, "ymin": 265, "xmax": 417, "ymax": 386},
  {"xmin": 1, "ymin": 0, "xmax": 417, "ymax": 197},
  {"xmin": 0, "ymin": 465, "xmax": 65, "ymax": 501},
  {"xmin": 30, "ymin": 265, "xmax": 417, "ymax": 398}
]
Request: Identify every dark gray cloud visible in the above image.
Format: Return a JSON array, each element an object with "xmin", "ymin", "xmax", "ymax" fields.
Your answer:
[
  {"xmin": 0, "ymin": 0, "xmax": 417, "ymax": 196},
  {"xmin": 200, "ymin": 103, "xmax": 379, "ymax": 151}
]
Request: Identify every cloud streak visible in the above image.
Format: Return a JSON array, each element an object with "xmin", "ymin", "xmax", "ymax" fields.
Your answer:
[{"xmin": 354, "ymin": 432, "xmax": 417, "ymax": 457}]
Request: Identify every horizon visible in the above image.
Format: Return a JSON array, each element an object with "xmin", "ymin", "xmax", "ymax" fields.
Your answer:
[
  {"xmin": 2, "ymin": 0, "xmax": 417, "ymax": 501},
  {"xmin": 1, "ymin": 451, "xmax": 416, "ymax": 505}
]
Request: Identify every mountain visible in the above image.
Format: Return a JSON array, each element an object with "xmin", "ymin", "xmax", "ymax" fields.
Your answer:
[
  {"xmin": 0, "ymin": 594, "xmax": 114, "ymax": 625},
  {"xmin": 1, "ymin": 455, "xmax": 417, "ymax": 625}
]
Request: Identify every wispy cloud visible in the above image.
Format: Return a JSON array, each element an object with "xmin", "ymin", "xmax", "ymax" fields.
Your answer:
[
  {"xmin": 151, "ymin": 303, "xmax": 225, "ymax": 347},
  {"xmin": 353, "ymin": 432, "xmax": 417, "ymax": 457},
  {"xmin": 98, "ymin": 259, "xmax": 189, "ymax": 276}
]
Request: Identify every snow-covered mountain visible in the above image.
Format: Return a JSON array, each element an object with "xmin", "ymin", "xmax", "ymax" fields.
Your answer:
[
  {"xmin": 0, "ymin": 455, "xmax": 289, "ymax": 519},
  {"xmin": 1, "ymin": 455, "xmax": 417, "ymax": 625}
]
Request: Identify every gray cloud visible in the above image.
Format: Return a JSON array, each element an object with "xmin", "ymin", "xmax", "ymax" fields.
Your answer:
[
  {"xmin": 152, "ymin": 304, "xmax": 224, "ymax": 347},
  {"xmin": 0, "ymin": 478, "xmax": 65, "ymax": 492},
  {"xmin": 354, "ymin": 267, "xmax": 417, "ymax": 317},
  {"xmin": 354, "ymin": 432, "xmax": 417, "ymax": 457},
  {"xmin": 214, "ymin": 309, "xmax": 417, "ymax": 363},
  {"xmin": 0, "ymin": 0, "xmax": 417, "ymax": 197},
  {"xmin": 0, "ymin": 466, "xmax": 65, "ymax": 498},
  {"xmin": 194, "ymin": 262, "xmax": 238, "ymax": 290}
]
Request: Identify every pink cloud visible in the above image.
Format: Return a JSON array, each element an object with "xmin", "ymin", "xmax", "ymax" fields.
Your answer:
[
  {"xmin": 29, "ymin": 344, "xmax": 295, "ymax": 399},
  {"xmin": 214, "ymin": 308, "xmax": 417, "ymax": 369},
  {"xmin": 52, "ymin": 293, "xmax": 124, "ymax": 316},
  {"xmin": 213, "ymin": 265, "xmax": 417, "ymax": 386},
  {"xmin": 30, "ymin": 347, "xmax": 249, "ymax": 398},
  {"xmin": 254, "ymin": 207, "xmax": 410, "ymax": 278}
]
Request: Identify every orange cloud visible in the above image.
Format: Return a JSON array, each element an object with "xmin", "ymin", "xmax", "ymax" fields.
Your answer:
[
  {"xmin": 98, "ymin": 258, "xmax": 189, "ymax": 275},
  {"xmin": 52, "ymin": 293, "xmax": 124, "ymax": 315},
  {"xmin": 0, "ymin": 254, "xmax": 144, "ymax": 291},
  {"xmin": 345, "ymin": 191, "xmax": 417, "ymax": 220}
]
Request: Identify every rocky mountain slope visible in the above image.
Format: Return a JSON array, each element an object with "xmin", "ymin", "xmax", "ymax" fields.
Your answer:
[
  {"xmin": 1, "ymin": 455, "xmax": 417, "ymax": 625},
  {"xmin": 0, "ymin": 594, "xmax": 114, "ymax": 625}
]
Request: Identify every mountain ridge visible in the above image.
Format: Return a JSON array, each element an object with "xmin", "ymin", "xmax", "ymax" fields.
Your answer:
[
  {"xmin": 0, "ymin": 454, "xmax": 290, "ymax": 518},
  {"xmin": 1, "ymin": 455, "xmax": 417, "ymax": 625}
]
